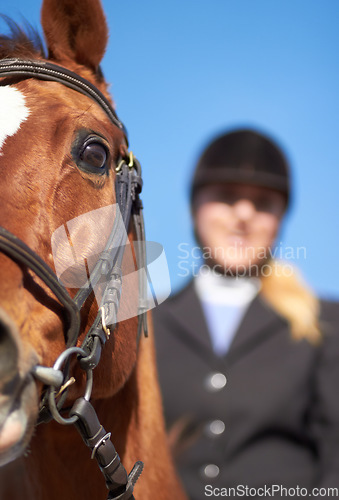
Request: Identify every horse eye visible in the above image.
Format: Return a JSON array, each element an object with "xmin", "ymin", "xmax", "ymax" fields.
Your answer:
[{"xmin": 80, "ymin": 142, "xmax": 108, "ymax": 169}]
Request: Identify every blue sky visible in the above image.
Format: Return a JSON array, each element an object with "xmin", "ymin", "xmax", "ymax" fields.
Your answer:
[{"xmin": 1, "ymin": 0, "xmax": 338, "ymax": 299}]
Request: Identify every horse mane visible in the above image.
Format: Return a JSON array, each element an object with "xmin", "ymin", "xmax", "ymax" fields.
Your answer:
[{"xmin": 0, "ymin": 16, "xmax": 46, "ymax": 60}]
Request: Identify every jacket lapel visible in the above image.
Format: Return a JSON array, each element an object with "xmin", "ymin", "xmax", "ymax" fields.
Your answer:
[
  {"xmin": 165, "ymin": 280, "xmax": 213, "ymax": 352},
  {"xmin": 164, "ymin": 280, "xmax": 287, "ymax": 368},
  {"xmin": 225, "ymin": 294, "xmax": 287, "ymax": 365}
]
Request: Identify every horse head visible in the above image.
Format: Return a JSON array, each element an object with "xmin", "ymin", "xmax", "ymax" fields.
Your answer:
[{"xmin": 0, "ymin": 0, "xmax": 145, "ymax": 467}]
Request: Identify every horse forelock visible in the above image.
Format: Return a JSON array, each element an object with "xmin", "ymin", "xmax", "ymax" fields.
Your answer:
[
  {"xmin": 0, "ymin": 17, "xmax": 46, "ymax": 60},
  {"xmin": 0, "ymin": 17, "xmax": 110, "ymax": 103}
]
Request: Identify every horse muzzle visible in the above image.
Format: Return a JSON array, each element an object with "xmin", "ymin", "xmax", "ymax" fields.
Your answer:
[{"xmin": 0, "ymin": 307, "xmax": 38, "ymax": 466}]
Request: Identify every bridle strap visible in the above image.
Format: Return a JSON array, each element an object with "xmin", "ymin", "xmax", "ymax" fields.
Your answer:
[
  {"xmin": 0, "ymin": 58, "xmax": 126, "ymax": 137},
  {"xmin": 73, "ymin": 161, "xmax": 134, "ymax": 311},
  {"xmin": 0, "ymin": 227, "xmax": 81, "ymax": 347}
]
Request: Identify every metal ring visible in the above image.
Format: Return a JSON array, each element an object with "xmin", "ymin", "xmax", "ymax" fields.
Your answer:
[{"xmin": 48, "ymin": 346, "xmax": 93, "ymax": 425}]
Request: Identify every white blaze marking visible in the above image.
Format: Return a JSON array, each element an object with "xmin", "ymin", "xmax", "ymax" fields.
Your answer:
[{"xmin": 0, "ymin": 86, "xmax": 30, "ymax": 155}]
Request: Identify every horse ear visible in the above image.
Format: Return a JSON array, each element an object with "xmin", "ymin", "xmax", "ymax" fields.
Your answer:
[{"xmin": 41, "ymin": 0, "xmax": 108, "ymax": 72}]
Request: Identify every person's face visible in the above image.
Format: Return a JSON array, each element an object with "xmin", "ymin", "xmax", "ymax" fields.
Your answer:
[{"xmin": 193, "ymin": 183, "xmax": 286, "ymax": 276}]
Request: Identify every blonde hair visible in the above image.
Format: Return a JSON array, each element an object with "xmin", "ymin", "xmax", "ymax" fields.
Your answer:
[{"xmin": 260, "ymin": 261, "xmax": 321, "ymax": 344}]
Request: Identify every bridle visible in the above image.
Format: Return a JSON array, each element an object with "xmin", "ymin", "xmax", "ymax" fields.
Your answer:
[{"xmin": 0, "ymin": 58, "xmax": 148, "ymax": 500}]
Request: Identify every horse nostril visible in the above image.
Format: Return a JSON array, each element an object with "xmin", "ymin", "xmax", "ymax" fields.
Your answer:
[{"xmin": 0, "ymin": 308, "xmax": 19, "ymax": 384}]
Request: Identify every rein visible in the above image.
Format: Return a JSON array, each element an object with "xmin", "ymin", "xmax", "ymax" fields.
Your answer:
[{"xmin": 0, "ymin": 58, "xmax": 148, "ymax": 500}]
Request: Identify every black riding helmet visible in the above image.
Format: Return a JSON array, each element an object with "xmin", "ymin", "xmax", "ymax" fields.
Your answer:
[{"xmin": 190, "ymin": 129, "xmax": 291, "ymax": 210}]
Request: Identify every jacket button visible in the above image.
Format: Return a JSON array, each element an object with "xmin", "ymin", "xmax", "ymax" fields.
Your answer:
[
  {"xmin": 206, "ymin": 419, "xmax": 225, "ymax": 437},
  {"xmin": 205, "ymin": 372, "xmax": 227, "ymax": 392},
  {"xmin": 202, "ymin": 464, "xmax": 220, "ymax": 479}
]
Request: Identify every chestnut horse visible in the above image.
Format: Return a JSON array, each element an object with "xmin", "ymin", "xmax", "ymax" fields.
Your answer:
[{"xmin": 0, "ymin": 0, "xmax": 186, "ymax": 499}]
